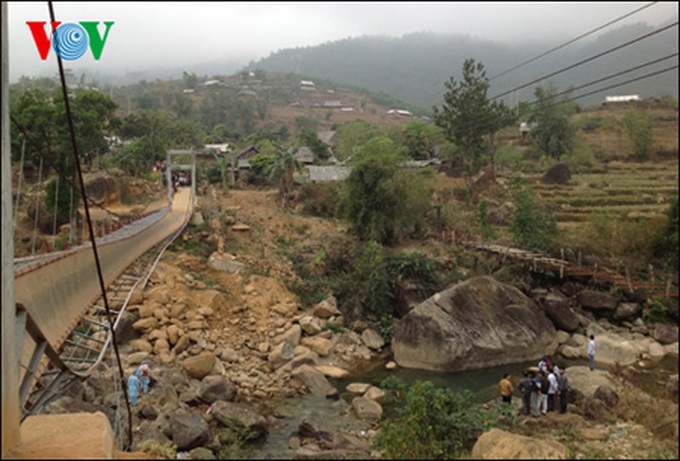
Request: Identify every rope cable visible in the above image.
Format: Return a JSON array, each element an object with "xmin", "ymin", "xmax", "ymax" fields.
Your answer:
[
  {"xmin": 52, "ymin": 174, "xmax": 59, "ymax": 238},
  {"xmin": 14, "ymin": 136, "xmax": 26, "ymax": 232},
  {"xmin": 47, "ymin": 1, "xmax": 133, "ymax": 449},
  {"xmin": 31, "ymin": 157, "xmax": 43, "ymax": 256}
]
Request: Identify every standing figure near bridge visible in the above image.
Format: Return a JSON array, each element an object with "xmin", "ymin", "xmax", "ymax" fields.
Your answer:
[
  {"xmin": 588, "ymin": 335, "xmax": 596, "ymax": 371},
  {"xmin": 134, "ymin": 362, "xmax": 152, "ymax": 394},
  {"xmin": 127, "ymin": 373, "xmax": 141, "ymax": 405}
]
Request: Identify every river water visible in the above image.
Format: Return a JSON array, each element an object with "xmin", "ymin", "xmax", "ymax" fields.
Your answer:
[
  {"xmin": 248, "ymin": 357, "xmax": 568, "ymax": 459},
  {"xmin": 247, "ymin": 354, "xmax": 678, "ymax": 459}
]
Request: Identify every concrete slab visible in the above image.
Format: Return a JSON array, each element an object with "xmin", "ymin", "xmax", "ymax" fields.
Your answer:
[{"xmin": 5, "ymin": 412, "xmax": 114, "ymax": 459}]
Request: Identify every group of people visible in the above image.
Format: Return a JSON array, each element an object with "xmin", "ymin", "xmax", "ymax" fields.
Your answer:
[
  {"xmin": 498, "ymin": 335, "xmax": 597, "ymax": 416},
  {"xmin": 498, "ymin": 355, "xmax": 570, "ymax": 417},
  {"xmin": 127, "ymin": 361, "xmax": 152, "ymax": 406}
]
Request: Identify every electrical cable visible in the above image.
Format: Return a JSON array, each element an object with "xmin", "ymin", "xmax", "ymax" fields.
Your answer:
[
  {"xmin": 490, "ymin": 2, "xmax": 659, "ymax": 81},
  {"xmin": 435, "ymin": 53, "xmax": 678, "ymax": 138},
  {"xmin": 489, "ymin": 21, "xmax": 678, "ymax": 101},
  {"xmin": 46, "ymin": 1, "xmax": 133, "ymax": 449}
]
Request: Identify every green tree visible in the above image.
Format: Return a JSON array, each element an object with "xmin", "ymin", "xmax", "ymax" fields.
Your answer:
[
  {"xmin": 621, "ymin": 109, "xmax": 654, "ymax": 160},
  {"xmin": 298, "ymin": 126, "xmax": 330, "ymax": 160},
  {"xmin": 338, "ymin": 137, "xmax": 432, "ymax": 245},
  {"xmin": 334, "ymin": 119, "xmax": 376, "ymax": 161},
  {"xmin": 212, "ymin": 152, "xmax": 230, "ymax": 191},
  {"xmin": 527, "ymin": 82, "xmax": 577, "ymax": 159},
  {"xmin": 510, "ymin": 179, "xmax": 558, "ymax": 251},
  {"xmin": 654, "ymin": 195, "xmax": 678, "ymax": 271},
  {"xmin": 248, "ymin": 153, "xmax": 276, "ymax": 185},
  {"xmin": 400, "ymin": 120, "xmax": 438, "ymax": 160},
  {"xmin": 433, "ymin": 59, "xmax": 515, "ymax": 179},
  {"xmin": 266, "ymin": 144, "xmax": 302, "ymax": 208}
]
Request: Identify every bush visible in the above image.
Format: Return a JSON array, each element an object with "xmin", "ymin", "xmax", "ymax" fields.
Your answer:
[
  {"xmin": 375, "ymin": 378, "xmax": 500, "ymax": 459},
  {"xmin": 509, "ymin": 178, "xmax": 558, "ymax": 251},
  {"xmin": 297, "ymin": 182, "xmax": 342, "ymax": 217}
]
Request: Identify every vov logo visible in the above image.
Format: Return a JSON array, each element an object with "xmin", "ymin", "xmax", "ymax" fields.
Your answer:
[{"xmin": 26, "ymin": 21, "xmax": 115, "ymax": 61}]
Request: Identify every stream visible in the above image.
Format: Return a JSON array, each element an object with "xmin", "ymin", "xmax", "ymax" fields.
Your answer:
[{"xmin": 247, "ymin": 355, "xmax": 678, "ymax": 459}]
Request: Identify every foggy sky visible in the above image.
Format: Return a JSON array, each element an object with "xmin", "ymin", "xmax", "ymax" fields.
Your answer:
[{"xmin": 7, "ymin": 1, "xmax": 679, "ymax": 82}]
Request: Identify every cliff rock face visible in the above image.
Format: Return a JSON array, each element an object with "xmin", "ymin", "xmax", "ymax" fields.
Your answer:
[{"xmin": 392, "ymin": 276, "xmax": 557, "ymax": 372}]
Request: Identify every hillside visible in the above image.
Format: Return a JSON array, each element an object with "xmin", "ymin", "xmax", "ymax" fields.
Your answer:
[{"xmin": 245, "ymin": 22, "xmax": 679, "ymax": 108}]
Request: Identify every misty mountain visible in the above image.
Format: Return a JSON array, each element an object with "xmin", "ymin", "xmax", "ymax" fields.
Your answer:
[{"xmin": 245, "ymin": 20, "xmax": 678, "ymax": 109}]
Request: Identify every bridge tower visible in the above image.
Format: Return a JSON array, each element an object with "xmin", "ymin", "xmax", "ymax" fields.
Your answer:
[{"xmin": 2, "ymin": 2, "xmax": 20, "ymax": 454}]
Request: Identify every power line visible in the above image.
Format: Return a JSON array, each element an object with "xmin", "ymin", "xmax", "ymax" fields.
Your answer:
[
  {"xmin": 489, "ymin": 21, "xmax": 678, "ymax": 101},
  {"xmin": 547, "ymin": 52, "xmax": 678, "ymax": 101},
  {"xmin": 490, "ymin": 2, "xmax": 659, "ymax": 82},
  {"xmin": 436, "ymin": 56, "xmax": 678, "ymax": 139}
]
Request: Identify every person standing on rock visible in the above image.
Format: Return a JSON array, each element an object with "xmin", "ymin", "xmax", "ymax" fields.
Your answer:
[
  {"xmin": 537, "ymin": 370, "xmax": 549, "ymax": 415},
  {"xmin": 518, "ymin": 370, "xmax": 534, "ymax": 415},
  {"xmin": 498, "ymin": 373, "xmax": 513, "ymax": 404},
  {"xmin": 531, "ymin": 371, "xmax": 542, "ymax": 417},
  {"xmin": 588, "ymin": 335, "xmax": 596, "ymax": 371},
  {"xmin": 547, "ymin": 367, "xmax": 559, "ymax": 412},
  {"xmin": 558, "ymin": 366, "xmax": 569, "ymax": 414}
]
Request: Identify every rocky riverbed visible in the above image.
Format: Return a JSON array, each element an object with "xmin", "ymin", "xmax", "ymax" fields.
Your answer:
[{"xmin": 43, "ymin": 188, "xmax": 678, "ymax": 459}]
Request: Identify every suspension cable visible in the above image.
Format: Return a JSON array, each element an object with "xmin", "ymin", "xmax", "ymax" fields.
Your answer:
[{"xmin": 47, "ymin": 1, "xmax": 132, "ymax": 448}]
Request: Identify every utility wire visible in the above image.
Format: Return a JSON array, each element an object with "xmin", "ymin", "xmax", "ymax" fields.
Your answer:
[
  {"xmin": 546, "ymin": 52, "xmax": 678, "ymax": 102},
  {"xmin": 436, "ymin": 56, "xmax": 678, "ymax": 139},
  {"xmin": 490, "ymin": 2, "xmax": 659, "ymax": 81},
  {"xmin": 47, "ymin": 1, "xmax": 133, "ymax": 449},
  {"xmin": 489, "ymin": 21, "xmax": 678, "ymax": 101}
]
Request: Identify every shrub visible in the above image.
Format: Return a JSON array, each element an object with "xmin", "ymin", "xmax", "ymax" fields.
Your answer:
[
  {"xmin": 509, "ymin": 178, "xmax": 558, "ymax": 251},
  {"xmin": 375, "ymin": 378, "xmax": 500, "ymax": 459},
  {"xmin": 137, "ymin": 440, "xmax": 177, "ymax": 459}
]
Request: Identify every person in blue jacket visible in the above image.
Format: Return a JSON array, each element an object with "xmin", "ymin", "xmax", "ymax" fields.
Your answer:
[
  {"xmin": 127, "ymin": 373, "xmax": 141, "ymax": 405},
  {"xmin": 134, "ymin": 362, "xmax": 152, "ymax": 394}
]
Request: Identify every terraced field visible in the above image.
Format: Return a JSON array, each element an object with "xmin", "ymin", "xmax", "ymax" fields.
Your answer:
[{"xmin": 533, "ymin": 160, "xmax": 678, "ymax": 227}]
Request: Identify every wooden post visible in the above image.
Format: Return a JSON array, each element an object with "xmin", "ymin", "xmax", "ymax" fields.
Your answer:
[
  {"xmin": 559, "ymin": 264, "xmax": 564, "ymax": 279},
  {"xmin": 577, "ymin": 251, "xmax": 582, "ymax": 266},
  {"xmin": 625, "ymin": 267, "xmax": 633, "ymax": 292},
  {"xmin": 560, "ymin": 248, "xmax": 564, "ymax": 261}
]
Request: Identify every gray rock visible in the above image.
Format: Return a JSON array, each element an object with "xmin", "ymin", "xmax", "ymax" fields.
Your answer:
[
  {"xmin": 393, "ymin": 276, "xmax": 556, "ymax": 372},
  {"xmin": 170, "ymin": 412, "xmax": 211, "ymax": 451},
  {"xmin": 198, "ymin": 375, "xmax": 237, "ymax": 404},
  {"xmin": 351, "ymin": 396, "xmax": 383, "ymax": 421},
  {"xmin": 650, "ymin": 324, "xmax": 679, "ymax": 345},
  {"xmin": 211, "ymin": 400, "xmax": 268, "ymax": 440},
  {"xmin": 577, "ymin": 290, "xmax": 618, "ymax": 311},
  {"xmin": 613, "ymin": 302, "xmax": 641, "ymax": 321},
  {"xmin": 361, "ymin": 328, "xmax": 385, "ymax": 350},
  {"xmin": 541, "ymin": 292, "xmax": 580, "ymax": 332}
]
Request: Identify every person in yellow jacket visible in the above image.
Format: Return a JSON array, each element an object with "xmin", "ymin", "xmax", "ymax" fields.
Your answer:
[{"xmin": 498, "ymin": 373, "xmax": 514, "ymax": 404}]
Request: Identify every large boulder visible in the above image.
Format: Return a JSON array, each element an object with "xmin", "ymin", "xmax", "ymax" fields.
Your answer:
[
  {"xmin": 393, "ymin": 276, "xmax": 556, "ymax": 372},
  {"xmin": 541, "ymin": 163, "xmax": 571, "ymax": 186},
  {"xmin": 169, "ymin": 412, "xmax": 211, "ymax": 451},
  {"xmin": 471, "ymin": 428, "xmax": 568, "ymax": 459}
]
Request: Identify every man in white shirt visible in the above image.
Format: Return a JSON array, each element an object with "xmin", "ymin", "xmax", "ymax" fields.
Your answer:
[
  {"xmin": 547, "ymin": 368, "xmax": 559, "ymax": 412},
  {"xmin": 588, "ymin": 335, "xmax": 596, "ymax": 371}
]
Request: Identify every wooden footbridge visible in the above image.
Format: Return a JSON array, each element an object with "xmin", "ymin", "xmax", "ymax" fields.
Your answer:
[{"xmin": 459, "ymin": 237, "xmax": 678, "ymax": 299}]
